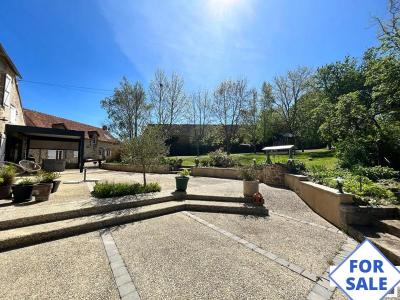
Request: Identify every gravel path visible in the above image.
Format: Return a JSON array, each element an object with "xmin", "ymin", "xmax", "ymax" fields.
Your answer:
[
  {"xmin": 0, "ymin": 232, "xmax": 119, "ymax": 300},
  {"xmin": 191, "ymin": 212, "xmax": 346, "ymax": 275},
  {"xmin": 112, "ymin": 213, "xmax": 314, "ymax": 300}
]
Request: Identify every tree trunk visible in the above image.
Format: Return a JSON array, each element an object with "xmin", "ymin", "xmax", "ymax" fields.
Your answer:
[{"xmin": 142, "ymin": 164, "xmax": 147, "ymax": 186}]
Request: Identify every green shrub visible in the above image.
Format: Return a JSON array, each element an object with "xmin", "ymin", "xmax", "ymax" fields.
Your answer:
[
  {"xmin": 92, "ymin": 182, "xmax": 161, "ymax": 198},
  {"xmin": 0, "ymin": 165, "xmax": 16, "ymax": 186},
  {"xmin": 178, "ymin": 168, "xmax": 190, "ymax": 177},
  {"xmin": 352, "ymin": 165, "xmax": 399, "ymax": 181},
  {"xmin": 38, "ymin": 171, "xmax": 60, "ymax": 183},
  {"xmin": 200, "ymin": 157, "xmax": 211, "ymax": 167},
  {"xmin": 286, "ymin": 159, "xmax": 306, "ymax": 174},
  {"xmin": 240, "ymin": 166, "xmax": 257, "ymax": 181},
  {"xmin": 208, "ymin": 149, "xmax": 237, "ymax": 168}
]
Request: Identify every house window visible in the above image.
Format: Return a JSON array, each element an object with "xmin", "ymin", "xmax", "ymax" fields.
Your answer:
[
  {"xmin": 10, "ymin": 106, "xmax": 16, "ymax": 124},
  {"xmin": 73, "ymin": 151, "xmax": 78, "ymax": 158},
  {"xmin": 3, "ymin": 74, "xmax": 12, "ymax": 106},
  {"xmin": 92, "ymin": 135, "xmax": 97, "ymax": 146},
  {"xmin": 106, "ymin": 149, "xmax": 111, "ymax": 157},
  {"xmin": 98, "ymin": 148, "xmax": 103, "ymax": 156},
  {"xmin": 48, "ymin": 150, "xmax": 64, "ymax": 159}
]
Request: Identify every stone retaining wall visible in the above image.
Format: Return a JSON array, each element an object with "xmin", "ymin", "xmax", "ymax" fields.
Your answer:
[
  {"xmin": 284, "ymin": 174, "xmax": 353, "ymax": 228},
  {"xmin": 101, "ymin": 163, "xmax": 170, "ymax": 174},
  {"xmin": 262, "ymin": 164, "xmax": 288, "ymax": 186},
  {"xmin": 191, "ymin": 167, "xmax": 242, "ymax": 180}
]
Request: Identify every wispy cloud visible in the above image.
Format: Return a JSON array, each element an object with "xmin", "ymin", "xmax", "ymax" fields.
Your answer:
[{"xmin": 99, "ymin": 0, "xmax": 261, "ymax": 89}]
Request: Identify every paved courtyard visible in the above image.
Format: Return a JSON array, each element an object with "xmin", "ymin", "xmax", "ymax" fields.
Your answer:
[{"xmin": 0, "ymin": 169, "xmax": 355, "ymax": 299}]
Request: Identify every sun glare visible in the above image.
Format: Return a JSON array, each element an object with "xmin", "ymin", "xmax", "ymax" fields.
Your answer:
[{"xmin": 206, "ymin": 0, "xmax": 240, "ymax": 19}]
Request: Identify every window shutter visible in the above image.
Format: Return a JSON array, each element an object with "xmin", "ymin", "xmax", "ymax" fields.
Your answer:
[
  {"xmin": 0, "ymin": 73, "xmax": 5, "ymax": 105},
  {"xmin": 10, "ymin": 106, "xmax": 16, "ymax": 124},
  {"xmin": 3, "ymin": 74, "xmax": 12, "ymax": 106}
]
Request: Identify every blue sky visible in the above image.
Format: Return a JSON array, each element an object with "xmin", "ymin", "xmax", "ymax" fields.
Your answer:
[{"xmin": 0, "ymin": 0, "xmax": 387, "ymax": 127}]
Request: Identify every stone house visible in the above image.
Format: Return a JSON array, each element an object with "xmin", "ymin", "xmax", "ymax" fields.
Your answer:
[
  {"xmin": 0, "ymin": 44, "xmax": 26, "ymax": 160},
  {"xmin": 0, "ymin": 43, "xmax": 119, "ymax": 170},
  {"xmin": 23, "ymin": 109, "xmax": 120, "ymax": 167}
]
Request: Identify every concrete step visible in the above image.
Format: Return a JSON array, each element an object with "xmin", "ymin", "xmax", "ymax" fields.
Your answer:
[
  {"xmin": 348, "ymin": 225, "xmax": 400, "ymax": 265},
  {"xmin": 0, "ymin": 200, "xmax": 268, "ymax": 252},
  {"xmin": 0, "ymin": 193, "xmax": 253, "ymax": 231},
  {"xmin": 374, "ymin": 219, "xmax": 400, "ymax": 238}
]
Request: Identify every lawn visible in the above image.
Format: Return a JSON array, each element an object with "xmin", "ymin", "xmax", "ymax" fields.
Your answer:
[{"xmin": 173, "ymin": 148, "xmax": 337, "ymax": 169}]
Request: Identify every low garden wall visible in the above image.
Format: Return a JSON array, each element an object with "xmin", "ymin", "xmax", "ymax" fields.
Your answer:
[
  {"xmin": 101, "ymin": 163, "xmax": 170, "ymax": 174},
  {"xmin": 191, "ymin": 167, "xmax": 242, "ymax": 180},
  {"xmin": 284, "ymin": 174, "xmax": 354, "ymax": 228},
  {"xmin": 262, "ymin": 164, "xmax": 288, "ymax": 186}
]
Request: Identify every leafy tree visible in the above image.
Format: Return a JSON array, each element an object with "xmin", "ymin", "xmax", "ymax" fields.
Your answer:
[
  {"xmin": 375, "ymin": 0, "xmax": 400, "ymax": 56},
  {"xmin": 101, "ymin": 77, "xmax": 150, "ymax": 139},
  {"xmin": 121, "ymin": 127, "xmax": 169, "ymax": 186}
]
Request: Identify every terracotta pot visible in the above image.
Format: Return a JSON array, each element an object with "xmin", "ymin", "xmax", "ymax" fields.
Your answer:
[
  {"xmin": 51, "ymin": 180, "xmax": 61, "ymax": 193},
  {"xmin": 0, "ymin": 185, "xmax": 12, "ymax": 199},
  {"xmin": 12, "ymin": 185, "xmax": 34, "ymax": 203},
  {"xmin": 243, "ymin": 180, "xmax": 259, "ymax": 197},
  {"xmin": 33, "ymin": 183, "xmax": 53, "ymax": 202}
]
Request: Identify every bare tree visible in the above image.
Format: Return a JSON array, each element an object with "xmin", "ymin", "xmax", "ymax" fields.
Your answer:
[
  {"xmin": 101, "ymin": 77, "xmax": 150, "ymax": 139},
  {"xmin": 241, "ymin": 88, "xmax": 260, "ymax": 153},
  {"xmin": 148, "ymin": 70, "xmax": 187, "ymax": 135},
  {"xmin": 188, "ymin": 89, "xmax": 212, "ymax": 155},
  {"xmin": 273, "ymin": 67, "xmax": 312, "ymax": 143},
  {"xmin": 375, "ymin": 0, "xmax": 400, "ymax": 55},
  {"xmin": 149, "ymin": 69, "xmax": 169, "ymax": 125},
  {"xmin": 259, "ymin": 82, "xmax": 274, "ymax": 144},
  {"xmin": 212, "ymin": 79, "xmax": 250, "ymax": 153}
]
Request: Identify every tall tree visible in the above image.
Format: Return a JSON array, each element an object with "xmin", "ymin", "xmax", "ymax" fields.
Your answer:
[
  {"xmin": 273, "ymin": 67, "xmax": 312, "ymax": 143},
  {"xmin": 188, "ymin": 89, "xmax": 212, "ymax": 155},
  {"xmin": 241, "ymin": 88, "xmax": 260, "ymax": 153},
  {"xmin": 149, "ymin": 69, "xmax": 169, "ymax": 125},
  {"xmin": 101, "ymin": 77, "xmax": 150, "ymax": 139},
  {"xmin": 375, "ymin": 0, "xmax": 400, "ymax": 56},
  {"xmin": 212, "ymin": 79, "xmax": 250, "ymax": 153},
  {"xmin": 259, "ymin": 82, "xmax": 274, "ymax": 144}
]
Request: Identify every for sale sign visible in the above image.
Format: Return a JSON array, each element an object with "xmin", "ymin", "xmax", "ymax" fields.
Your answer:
[{"xmin": 329, "ymin": 239, "xmax": 400, "ymax": 300}]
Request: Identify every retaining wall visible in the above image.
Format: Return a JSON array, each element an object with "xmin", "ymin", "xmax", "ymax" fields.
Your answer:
[
  {"xmin": 101, "ymin": 163, "xmax": 170, "ymax": 174},
  {"xmin": 284, "ymin": 174, "xmax": 353, "ymax": 228}
]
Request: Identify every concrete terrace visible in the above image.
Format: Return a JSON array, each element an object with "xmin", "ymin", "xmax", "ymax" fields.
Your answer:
[{"xmin": 0, "ymin": 169, "xmax": 355, "ymax": 300}]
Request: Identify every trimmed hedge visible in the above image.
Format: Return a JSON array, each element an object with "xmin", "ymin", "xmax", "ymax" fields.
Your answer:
[{"xmin": 92, "ymin": 182, "xmax": 161, "ymax": 198}]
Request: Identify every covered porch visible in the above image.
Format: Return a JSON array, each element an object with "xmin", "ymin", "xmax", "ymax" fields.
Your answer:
[{"xmin": 4, "ymin": 124, "xmax": 85, "ymax": 172}]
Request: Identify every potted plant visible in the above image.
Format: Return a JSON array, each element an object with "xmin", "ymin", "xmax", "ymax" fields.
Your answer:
[
  {"xmin": 44, "ymin": 171, "xmax": 61, "ymax": 193},
  {"xmin": 33, "ymin": 171, "xmax": 56, "ymax": 202},
  {"xmin": 175, "ymin": 168, "xmax": 190, "ymax": 192},
  {"xmin": 0, "ymin": 165, "xmax": 16, "ymax": 199},
  {"xmin": 12, "ymin": 178, "xmax": 36, "ymax": 203},
  {"xmin": 241, "ymin": 166, "xmax": 259, "ymax": 197}
]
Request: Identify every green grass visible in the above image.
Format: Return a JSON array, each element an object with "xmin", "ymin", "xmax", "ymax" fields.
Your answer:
[{"xmin": 173, "ymin": 148, "xmax": 338, "ymax": 169}]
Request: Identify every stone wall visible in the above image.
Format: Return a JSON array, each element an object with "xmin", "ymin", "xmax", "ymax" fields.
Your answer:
[
  {"xmin": 262, "ymin": 164, "xmax": 288, "ymax": 186},
  {"xmin": 191, "ymin": 167, "xmax": 242, "ymax": 180},
  {"xmin": 101, "ymin": 163, "xmax": 170, "ymax": 174}
]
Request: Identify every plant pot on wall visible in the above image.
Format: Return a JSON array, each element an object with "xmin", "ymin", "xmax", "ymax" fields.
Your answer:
[
  {"xmin": 51, "ymin": 180, "xmax": 61, "ymax": 193},
  {"xmin": 12, "ymin": 184, "xmax": 34, "ymax": 203},
  {"xmin": 243, "ymin": 180, "xmax": 259, "ymax": 197},
  {"xmin": 33, "ymin": 183, "xmax": 53, "ymax": 202},
  {"xmin": 0, "ymin": 185, "xmax": 12, "ymax": 199}
]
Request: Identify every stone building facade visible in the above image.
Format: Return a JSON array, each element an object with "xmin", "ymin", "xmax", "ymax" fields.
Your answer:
[{"xmin": 0, "ymin": 44, "xmax": 26, "ymax": 160}]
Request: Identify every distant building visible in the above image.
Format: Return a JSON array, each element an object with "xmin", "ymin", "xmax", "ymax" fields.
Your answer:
[{"xmin": 23, "ymin": 109, "xmax": 119, "ymax": 167}]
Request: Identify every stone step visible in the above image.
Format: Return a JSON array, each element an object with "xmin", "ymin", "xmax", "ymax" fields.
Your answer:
[
  {"xmin": 374, "ymin": 219, "xmax": 400, "ymax": 238},
  {"xmin": 0, "ymin": 192, "xmax": 252, "ymax": 231},
  {"xmin": 348, "ymin": 225, "xmax": 400, "ymax": 266},
  {"xmin": 0, "ymin": 200, "xmax": 268, "ymax": 252}
]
